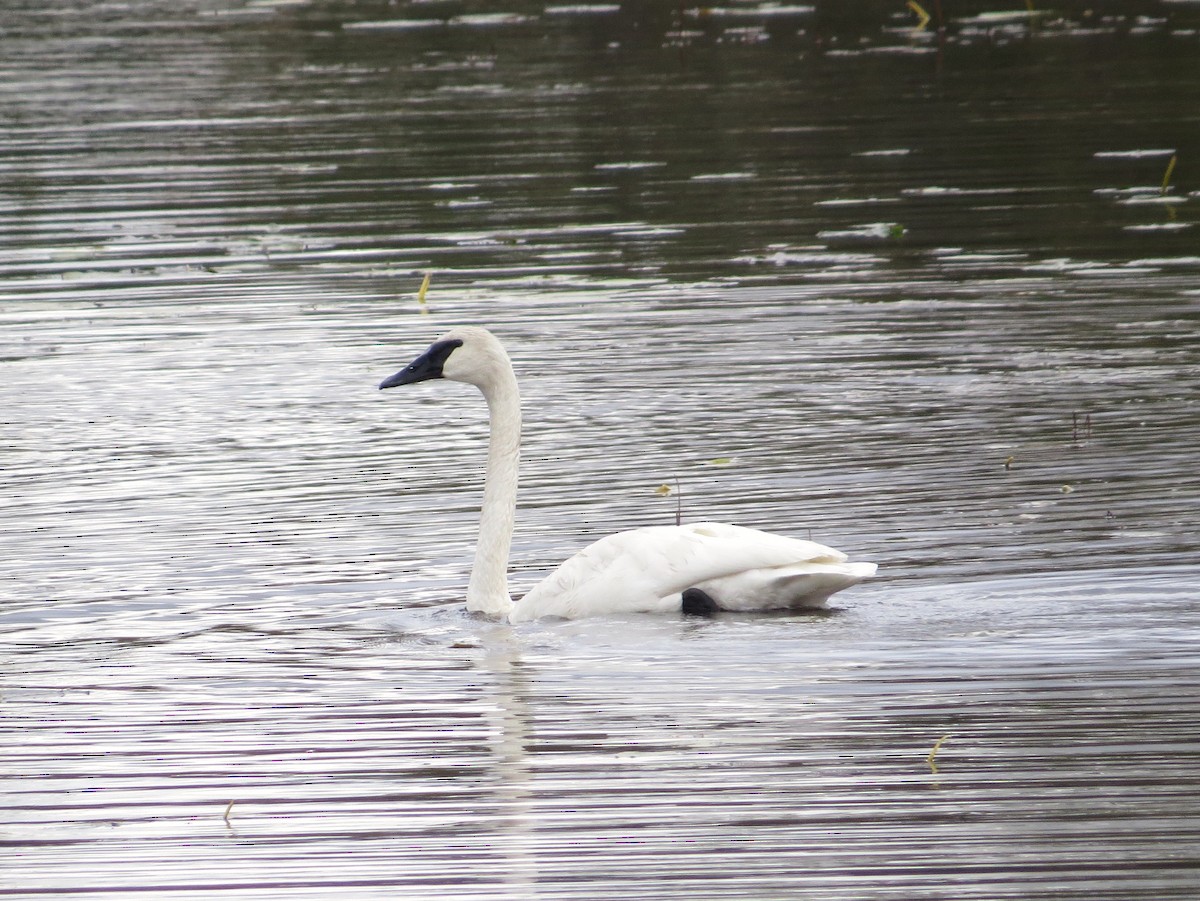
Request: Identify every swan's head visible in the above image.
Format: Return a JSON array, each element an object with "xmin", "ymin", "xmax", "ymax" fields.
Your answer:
[{"xmin": 379, "ymin": 326, "xmax": 512, "ymax": 392}]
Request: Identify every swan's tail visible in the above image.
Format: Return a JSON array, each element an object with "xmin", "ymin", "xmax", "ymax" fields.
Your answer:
[{"xmin": 693, "ymin": 561, "xmax": 877, "ymax": 611}]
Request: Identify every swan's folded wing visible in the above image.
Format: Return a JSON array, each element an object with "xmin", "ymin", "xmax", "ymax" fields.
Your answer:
[
  {"xmin": 696, "ymin": 560, "xmax": 877, "ymax": 611},
  {"xmin": 511, "ymin": 521, "xmax": 870, "ymax": 621}
]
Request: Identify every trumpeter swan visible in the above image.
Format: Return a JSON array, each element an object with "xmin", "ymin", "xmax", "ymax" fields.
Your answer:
[{"xmin": 379, "ymin": 326, "xmax": 875, "ymax": 622}]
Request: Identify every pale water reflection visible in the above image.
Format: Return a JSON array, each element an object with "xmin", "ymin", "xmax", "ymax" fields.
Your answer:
[{"xmin": 3, "ymin": 1, "xmax": 1200, "ymax": 898}]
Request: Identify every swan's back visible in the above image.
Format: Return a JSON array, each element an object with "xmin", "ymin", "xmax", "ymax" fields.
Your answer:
[{"xmin": 511, "ymin": 522, "xmax": 876, "ymax": 622}]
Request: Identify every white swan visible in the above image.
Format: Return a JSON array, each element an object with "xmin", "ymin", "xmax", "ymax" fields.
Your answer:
[{"xmin": 379, "ymin": 326, "xmax": 875, "ymax": 622}]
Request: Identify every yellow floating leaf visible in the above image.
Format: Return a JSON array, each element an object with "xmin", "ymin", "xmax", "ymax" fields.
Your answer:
[
  {"xmin": 707, "ymin": 457, "xmax": 734, "ymax": 466},
  {"xmin": 653, "ymin": 483, "xmax": 673, "ymax": 496}
]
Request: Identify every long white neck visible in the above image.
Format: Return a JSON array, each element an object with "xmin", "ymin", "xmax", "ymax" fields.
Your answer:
[{"xmin": 465, "ymin": 363, "xmax": 520, "ymax": 620}]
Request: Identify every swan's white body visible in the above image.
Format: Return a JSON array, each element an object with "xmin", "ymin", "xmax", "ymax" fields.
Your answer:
[{"xmin": 380, "ymin": 326, "xmax": 875, "ymax": 622}]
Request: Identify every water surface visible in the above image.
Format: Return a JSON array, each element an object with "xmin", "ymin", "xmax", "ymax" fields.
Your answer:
[{"xmin": 3, "ymin": 2, "xmax": 1200, "ymax": 898}]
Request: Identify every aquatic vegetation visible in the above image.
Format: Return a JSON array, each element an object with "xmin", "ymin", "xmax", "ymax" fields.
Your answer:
[
  {"xmin": 1162, "ymin": 154, "xmax": 1178, "ymax": 196},
  {"xmin": 927, "ymin": 734, "xmax": 953, "ymax": 774},
  {"xmin": 417, "ymin": 270, "xmax": 432, "ymax": 314},
  {"xmin": 906, "ymin": 0, "xmax": 932, "ymax": 31}
]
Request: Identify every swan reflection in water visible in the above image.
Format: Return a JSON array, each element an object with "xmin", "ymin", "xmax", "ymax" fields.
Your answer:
[{"xmin": 379, "ymin": 326, "xmax": 875, "ymax": 623}]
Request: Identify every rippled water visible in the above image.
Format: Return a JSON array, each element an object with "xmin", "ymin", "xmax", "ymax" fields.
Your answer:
[{"xmin": 3, "ymin": 2, "xmax": 1200, "ymax": 898}]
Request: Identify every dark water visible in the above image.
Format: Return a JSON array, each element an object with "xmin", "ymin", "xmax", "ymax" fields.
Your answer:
[{"xmin": 3, "ymin": 2, "xmax": 1200, "ymax": 898}]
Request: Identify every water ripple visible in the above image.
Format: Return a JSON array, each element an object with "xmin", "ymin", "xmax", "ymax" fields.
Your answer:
[{"xmin": 3, "ymin": 3, "xmax": 1200, "ymax": 899}]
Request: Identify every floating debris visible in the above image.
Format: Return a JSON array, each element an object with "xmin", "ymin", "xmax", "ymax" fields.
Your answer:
[
  {"xmin": 907, "ymin": 0, "xmax": 932, "ymax": 30},
  {"xmin": 927, "ymin": 734, "xmax": 952, "ymax": 773},
  {"xmin": 417, "ymin": 272, "xmax": 432, "ymax": 314},
  {"xmin": 1161, "ymin": 154, "xmax": 1178, "ymax": 195}
]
